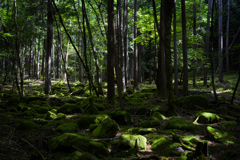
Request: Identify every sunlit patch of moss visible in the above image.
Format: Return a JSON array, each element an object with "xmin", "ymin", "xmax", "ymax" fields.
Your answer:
[
  {"xmin": 151, "ymin": 112, "xmax": 166, "ymax": 120},
  {"xmin": 193, "ymin": 112, "xmax": 219, "ymax": 124},
  {"xmin": 119, "ymin": 134, "xmax": 147, "ymax": 150},
  {"xmin": 56, "ymin": 122, "xmax": 78, "ymax": 133},
  {"xmin": 77, "ymin": 114, "xmax": 109, "ymax": 129},
  {"xmin": 164, "ymin": 117, "xmax": 199, "ymax": 132}
]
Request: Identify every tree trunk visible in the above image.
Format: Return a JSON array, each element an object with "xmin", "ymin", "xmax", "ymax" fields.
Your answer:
[
  {"xmin": 134, "ymin": 0, "xmax": 138, "ymax": 90},
  {"xmin": 174, "ymin": 0, "xmax": 178, "ymax": 95},
  {"xmin": 45, "ymin": 0, "xmax": 53, "ymax": 95},
  {"xmin": 218, "ymin": 0, "xmax": 223, "ymax": 83},
  {"xmin": 37, "ymin": 37, "xmax": 40, "ymax": 79},
  {"xmin": 123, "ymin": 0, "xmax": 129, "ymax": 86},
  {"xmin": 182, "ymin": 0, "xmax": 188, "ymax": 96},
  {"xmin": 52, "ymin": 31, "xmax": 55, "ymax": 79},
  {"xmin": 193, "ymin": 0, "xmax": 197, "ymax": 88},
  {"xmin": 226, "ymin": 0, "xmax": 230, "ymax": 74},
  {"xmin": 149, "ymin": 32, "xmax": 152, "ymax": 84}
]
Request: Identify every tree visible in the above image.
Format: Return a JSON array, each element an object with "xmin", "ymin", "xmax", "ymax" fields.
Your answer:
[
  {"xmin": 226, "ymin": 0, "xmax": 230, "ymax": 74},
  {"xmin": 123, "ymin": 0, "xmax": 129, "ymax": 86},
  {"xmin": 173, "ymin": 0, "xmax": 178, "ymax": 95},
  {"xmin": 218, "ymin": 0, "xmax": 223, "ymax": 83},
  {"xmin": 193, "ymin": 0, "xmax": 197, "ymax": 88},
  {"xmin": 182, "ymin": 0, "xmax": 188, "ymax": 96},
  {"xmin": 134, "ymin": 0, "xmax": 138, "ymax": 90}
]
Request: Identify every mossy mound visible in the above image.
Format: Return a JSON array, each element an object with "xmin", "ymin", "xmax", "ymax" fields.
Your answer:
[
  {"xmin": 175, "ymin": 95, "xmax": 209, "ymax": 110},
  {"xmin": 110, "ymin": 111, "xmax": 133, "ymax": 125},
  {"xmin": 77, "ymin": 114, "xmax": 109, "ymax": 129},
  {"xmin": 19, "ymin": 109, "xmax": 37, "ymax": 118},
  {"xmin": 57, "ymin": 103, "xmax": 81, "ymax": 114},
  {"xmin": 126, "ymin": 99, "xmax": 141, "ymax": 106},
  {"xmin": 219, "ymin": 121, "xmax": 238, "ymax": 128},
  {"xmin": 36, "ymin": 107, "xmax": 49, "ymax": 114},
  {"xmin": 164, "ymin": 117, "xmax": 198, "ymax": 132},
  {"xmin": 17, "ymin": 103, "xmax": 29, "ymax": 112},
  {"xmin": 119, "ymin": 134, "xmax": 147, "ymax": 150},
  {"xmin": 45, "ymin": 111, "xmax": 58, "ymax": 120},
  {"xmin": 67, "ymin": 151, "xmax": 98, "ymax": 160},
  {"xmin": 206, "ymin": 126, "xmax": 236, "ymax": 144},
  {"xmin": 17, "ymin": 120, "xmax": 39, "ymax": 130},
  {"xmin": 136, "ymin": 106, "xmax": 150, "ymax": 115},
  {"xmin": 136, "ymin": 119, "xmax": 161, "ymax": 128},
  {"xmin": 49, "ymin": 133, "xmax": 89, "ymax": 152},
  {"xmin": 56, "ymin": 113, "xmax": 66, "ymax": 120},
  {"xmin": 49, "ymin": 97, "xmax": 65, "ymax": 107},
  {"xmin": 29, "ymin": 100, "xmax": 50, "ymax": 108},
  {"xmin": 56, "ymin": 122, "xmax": 78, "ymax": 133},
  {"xmin": 194, "ymin": 112, "xmax": 219, "ymax": 124},
  {"xmin": 93, "ymin": 103, "xmax": 106, "ymax": 111},
  {"xmin": 89, "ymin": 124, "xmax": 99, "ymax": 133},
  {"xmin": 89, "ymin": 141, "xmax": 109, "ymax": 157},
  {"xmin": 26, "ymin": 96, "xmax": 46, "ymax": 103},
  {"xmin": 92, "ymin": 118, "xmax": 119, "ymax": 138},
  {"xmin": 128, "ymin": 128, "xmax": 157, "ymax": 135},
  {"xmin": 116, "ymin": 148, "xmax": 138, "ymax": 158},
  {"xmin": 8, "ymin": 96, "xmax": 20, "ymax": 105},
  {"xmin": 86, "ymin": 106, "xmax": 99, "ymax": 114},
  {"xmin": 151, "ymin": 112, "xmax": 166, "ymax": 120}
]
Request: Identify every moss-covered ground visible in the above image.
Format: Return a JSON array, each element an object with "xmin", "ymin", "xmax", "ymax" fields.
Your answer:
[{"xmin": 0, "ymin": 73, "xmax": 240, "ymax": 160}]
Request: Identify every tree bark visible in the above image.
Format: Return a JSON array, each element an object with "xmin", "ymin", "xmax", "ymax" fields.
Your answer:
[
  {"xmin": 149, "ymin": 32, "xmax": 152, "ymax": 84},
  {"xmin": 123, "ymin": 0, "xmax": 129, "ymax": 86},
  {"xmin": 193, "ymin": 0, "xmax": 197, "ymax": 88},
  {"xmin": 218, "ymin": 0, "xmax": 223, "ymax": 83},
  {"xmin": 174, "ymin": 0, "xmax": 178, "ymax": 95},
  {"xmin": 226, "ymin": 0, "xmax": 230, "ymax": 74},
  {"xmin": 134, "ymin": 0, "xmax": 138, "ymax": 90}
]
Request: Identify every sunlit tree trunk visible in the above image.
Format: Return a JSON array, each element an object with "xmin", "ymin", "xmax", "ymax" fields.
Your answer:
[
  {"xmin": 218, "ymin": 0, "xmax": 223, "ymax": 83},
  {"xmin": 193, "ymin": 0, "xmax": 197, "ymax": 88},
  {"xmin": 134, "ymin": 0, "xmax": 138, "ymax": 90},
  {"xmin": 226, "ymin": 0, "xmax": 230, "ymax": 74},
  {"xmin": 37, "ymin": 37, "xmax": 40, "ymax": 79},
  {"xmin": 123, "ymin": 0, "xmax": 129, "ymax": 86},
  {"xmin": 149, "ymin": 32, "xmax": 152, "ymax": 84}
]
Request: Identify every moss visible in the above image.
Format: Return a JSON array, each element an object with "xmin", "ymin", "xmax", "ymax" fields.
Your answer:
[
  {"xmin": 33, "ymin": 118, "xmax": 48, "ymax": 125},
  {"xmin": 77, "ymin": 114, "xmax": 109, "ymax": 129},
  {"xmin": 45, "ymin": 111, "xmax": 57, "ymax": 120},
  {"xmin": 51, "ymin": 109, "xmax": 57, "ymax": 114},
  {"xmin": 86, "ymin": 106, "xmax": 99, "ymax": 114},
  {"xmin": 17, "ymin": 120, "xmax": 39, "ymax": 130},
  {"xmin": 126, "ymin": 99, "xmax": 141, "ymax": 106},
  {"xmin": 136, "ymin": 119, "xmax": 161, "ymax": 128},
  {"xmin": 110, "ymin": 111, "xmax": 133, "ymax": 125},
  {"xmin": 103, "ymin": 103, "xmax": 112, "ymax": 109},
  {"xmin": 175, "ymin": 95, "xmax": 209, "ymax": 110},
  {"xmin": 193, "ymin": 112, "xmax": 219, "ymax": 124},
  {"xmin": 56, "ymin": 122, "xmax": 78, "ymax": 133},
  {"xmin": 36, "ymin": 107, "xmax": 49, "ymax": 114},
  {"xmin": 89, "ymin": 141, "xmax": 109, "ymax": 157},
  {"xmin": 17, "ymin": 103, "xmax": 28, "ymax": 112},
  {"xmin": 56, "ymin": 113, "xmax": 66, "ymax": 120},
  {"xmin": 128, "ymin": 128, "xmax": 156, "ymax": 135},
  {"xmin": 119, "ymin": 134, "xmax": 146, "ymax": 150},
  {"xmin": 57, "ymin": 103, "xmax": 81, "ymax": 114},
  {"xmin": 92, "ymin": 118, "xmax": 119, "ymax": 138},
  {"xmin": 19, "ymin": 109, "xmax": 37, "ymax": 117},
  {"xmin": 136, "ymin": 106, "xmax": 149, "ymax": 115},
  {"xmin": 89, "ymin": 124, "xmax": 99, "ymax": 132},
  {"xmin": 164, "ymin": 117, "xmax": 198, "ymax": 132},
  {"xmin": 67, "ymin": 151, "xmax": 98, "ymax": 160},
  {"xmin": 151, "ymin": 112, "xmax": 166, "ymax": 120},
  {"xmin": 157, "ymin": 129, "xmax": 182, "ymax": 135},
  {"xmin": 220, "ymin": 150, "xmax": 238, "ymax": 160},
  {"xmin": 8, "ymin": 96, "xmax": 20, "ymax": 105},
  {"xmin": 48, "ymin": 133, "xmax": 89, "ymax": 152},
  {"xmin": 29, "ymin": 100, "xmax": 50, "ymax": 108},
  {"xmin": 94, "ymin": 103, "xmax": 106, "ymax": 111},
  {"xmin": 206, "ymin": 126, "xmax": 236, "ymax": 144},
  {"xmin": 116, "ymin": 148, "xmax": 138, "ymax": 158},
  {"xmin": 219, "ymin": 121, "xmax": 238, "ymax": 128}
]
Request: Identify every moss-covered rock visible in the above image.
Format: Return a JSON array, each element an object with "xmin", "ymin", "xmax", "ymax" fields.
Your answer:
[
  {"xmin": 56, "ymin": 122, "xmax": 78, "ymax": 133},
  {"xmin": 17, "ymin": 103, "xmax": 29, "ymax": 112},
  {"xmin": 219, "ymin": 121, "xmax": 238, "ymax": 128},
  {"xmin": 126, "ymin": 99, "xmax": 141, "ymax": 106},
  {"xmin": 29, "ymin": 100, "xmax": 50, "ymax": 108},
  {"xmin": 45, "ymin": 111, "xmax": 58, "ymax": 120},
  {"xmin": 94, "ymin": 103, "xmax": 106, "ymax": 111},
  {"xmin": 193, "ymin": 112, "xmax": 219, "ymax": 124},
  {"xmin": 19, "ymin": 109, "xmax": 37, "ymax": 117},
  {"xmin": 26, "ymin": 96, "xmax": 46, "ymax": 103},
  {"xmin": 164, "ymin": 117, "xmax": 198, "ymax": 132},
  {"xmin": 48, "ymin": 133, "xmax": 89, "ymax": 152},
  {"xmin": 77, "ymin": 114, "xmax": 109, "ymax": 129},
  {"xmin": 86, "ymin": 106, "xmax": 99, "ymax": 114},
  {"xmin": 8, "ymin": 96, "xmax": 20, "ymax": 105},
  {"xmin": 89, "ymin": 141, "xmax": 109, "ymax": 157},
  {"xmin": 49, "ymin": 97, "xmax": 65, "ymax": 107},
  {"xmin": 110, "ymin": 111, "xmax": 133, "ymax": 125},
  {"xmin": 206, "ymin": 126, "xmax": 236, "ymax": 144},
  {"xmin": 17, "ymin": 120, "xmax": 39, "ymax": 130},
  {"xmin": 36, "ymin": 107, "xmax": 49, "ymax": 114},
  {"xmin": 51, "ymin": 109, "xmax": 58, "ymax": 114},
  {"xmin": 136, "ymin": 106, "xmax": 149, "ymax": 115},
  {"xmin": 89, "ymin": 124, "xmax": 99, "ymax": 133},
  {"xmin": 67, "ymin": 151, "xmax": 98, "ymax": 160},
  {"xmin": 92, "ymin": 118, "xmax": 119, "ymax": 138},
  {"xmin": 175, "ymin": 95, "xmax": 209, "ymax": 110},
  {"xmin": 57, "ymin": 103, "xmax": 81, "ymax": 114},
  {"xmin": 56, "ymin": 113, "xmax": 66, "ymax": 120},
  {"xmin": 119, "ymin": 134, "xmax": 146, "ymax": 150},
  {"xmin": 128, "ymin": 128, "xmax": 157, "ymax": 135},
  {"xmin": 151, "ymin": 112, "xmax": 166, "ymax": 120},
  {"xmin": 136, "ymin": 119, "xmax": 161, "ymax": 128}
]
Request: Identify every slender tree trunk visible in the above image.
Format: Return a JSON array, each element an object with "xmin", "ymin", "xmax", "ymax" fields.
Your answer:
[
  {"xmin": 64, "ymin": 40, "xmax": 69, "ymax": 82},
  {"xmin": 45, "ymin": 0, "xmax": 53, "ymax": 95},
  {"xmin": 174, "ymin": 0, "xmax": 178, "ymax": 95},
  {"xmin": 231, "ymin": 71, "xmax": 240, "ymax": 104},
  {"xmin": 182, "ymin": 0, "xmax": 188, "ymax": 96},
  {"xmin": 193, "ymin": 0, "xmax": 197, "ymax": 88},
  {"xmin": 149, "ymin": 32, "xmax": 152, "ymax": 84},
  {"xmin": 218, "ymin": 0, "xmax": 223, "ymax": 83},
  {"xmin": 138, "ymin": 31, "xmax": 142, "ymax": 83},
  {"xmin": 226, "ymin": 0, "xmax": 230, "ymax": 74},
  {"xmin": 134, "ymin": 0, "xmax": 138, "ymax": 90},
  {"xmin": 107, "ymin": 0, "xmax": 116, "ymax": 103},
  {"xmin": 123, "ymin": 0, "xmax": 129, "ymax": 86},
  {"xmin": 52, "ymin": 31, "xmax": 55, "ymax": 79},
  {"xmin": 29, "ymin": 39, "xmax": 32, "ymax": 77},
  {"xmin": 37, "ymin": 37, "xmax": 40, "ymax": 79},
  {"xmin": 42, "ymin": 39, "xmax": 46, "ymax": 80}
]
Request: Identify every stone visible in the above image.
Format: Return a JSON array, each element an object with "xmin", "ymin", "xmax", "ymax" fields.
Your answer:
[
  {"xmin": 77, "ymin": 114, "xmax": 109, "ymax": 129},
  {"xmin": 89, "ymin": 141, "xmax": 109, "ymax": 157},
  {"xmin": 151, "ymin": 112, "xmax": 166, "ymax": 120},
  {"xmin": 67, "ymin": 151, "xmax": 98, "ymax": 160},
  {"xmin": 164, "ymin": 117, "xmax": 198, "ymax": 132},
  {"xmin": 175, "ymin": 95, "xmax": 209, "ymax": 110},
  {"xmin": 56, "ymin": 113, "xmax": 66, "ymax": 120},
  {"xmin": 57, "ymin": 103, "xmax": 81, "ymax": 114},
  {"xmin": 119, "ymin": 134, "xmax": 147, "ymax": 150},
  {"xmin": 110, "ymin": 111, "xmax": 133, "ymax": 125},
  {"xmin": 45, "ymin": 111, "xmax": 57, "ymax": 120},
  {"xmin": 56, "ymin": 123, "xmax": 78, "ymax": 133},
  {"xmin": 194, "ymin": 112, "xmax": 219, "ymax": 124}
]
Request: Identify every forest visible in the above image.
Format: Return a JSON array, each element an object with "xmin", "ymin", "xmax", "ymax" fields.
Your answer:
[{"xmin": 0, "ymin": 0, "xmax": 240, "ymax": 159}]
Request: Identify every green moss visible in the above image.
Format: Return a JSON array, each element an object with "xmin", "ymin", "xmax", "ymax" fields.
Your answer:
[
  {"xmin": 128, "ymin": 128, "xmax": 156, "ymax": 135},
  {"xmin": 151, "ymin": 112, "xmax": 166, "ymax": 120},
  {"xmin": 8, "ymin": 97, "xmax": 20, "ymax": 105},
  {"xmin": 89, "ymin": 124, "xmax": 99, "ymax": 132},
  {"xmin": 36, "ymin": 107, "xmax": 49, "ymax": 114},
  {"xmin": 126, "ymin": 99, "xmax": 141, "ymax": 105},
  {"xmin": 51, "ymin": 109, "xmax": 57, "ymax": 114},
  {"xmin": 56, "ymin": 122, "xmax": 78, "ymax": 133},
  {"xmin": 164, "ymin": 117, "xmax": 198, "ymax": 132},
  {"xmin": 67, "ymin": 151, "xmax": 98, "ymax": 160},
  {"xmin": 110, "ymin": 111, "xmax": 133, "ymax": 125},
  {"xmin": 89, "ymin": 141, "xmax": 109, "ymax": 157},
  {"xmin": 193, "ymin": 112, "xmax": 219, "ymax": 124},
  {"xmin": 103, "ymin": 103, "xmax": 112, "ymax": 109},
  {"xmin": 19, "ymin": 109, "xmax": 37, "ymax": 117},
  {"xmin": 49, "ymin": 133, "xmax": 89, "ymax": 152},
  {"xmin": 29, "ymin": 100, "xmax": 50, "ymax": 108},
  {"xmin": 206, "ymin": 126, "xmax": 236, "ymax": 144},
  {"xmin": 92, "ymin": 118, "xmax": 119, "ymax": 138},
  {"xmin": 119, "ymin": 134, "xmax": 147, "ymax": 150},
  {"xmin": 175, "ymin": 95, "xmax": 209, "ymax": 110},
  {"xmin": 17, "ymin": 120, "xmax": 39, "ymax": 130},
  {"xmin": 219, "ymin": 121, "xmax": 238, "ymax": 128},
  {"xmin": 94, "ymin": 103, "xmax": 106, "ymax": 111},
  {"xmin": 136, "ymin": 106, "xmax": 149, "ymax": 115},
  {"xmin": 57, "ymin": 103, "xmax": 81, "ymax": 114},
  {"xmin": 17, "ymin": 103, "xmax": 28, "ymax": 112},
  {"xmin": 77, "ymin": 114, "xmax": 109, "ymax": 129},
  {"xmin": 221, "ymin": 150, "xmax": 238, "ymax": 160},
  {"xmin": 45, "ymin": 111, "xmax": 57, "ymax": 120},
  {"xmin": 136, "ymin": 119, "xmax": 161, "ymax": 128},
  {"xmin": 86, "ymin": 105, "xmax": 99, "ymax": 114},
  {"xmin": 56, "ymin": 113, "xmax": 66, "ymax": 120}
]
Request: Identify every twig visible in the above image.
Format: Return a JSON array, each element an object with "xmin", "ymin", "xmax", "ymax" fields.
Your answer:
[
  {"xmin": 9, "ymin": 128, "xmax": 15, "ymax": 144},
  {"xmin": 1, "ymin": 137, "xmax": 21, "ymax": 148},
  {"xmin": 21, "ymin": 138, "xmax": 45, "ymax": 160}
]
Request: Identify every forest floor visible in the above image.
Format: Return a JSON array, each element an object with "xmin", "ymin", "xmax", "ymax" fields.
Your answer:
[{"xmin": 0, "ymin": 72, "xmax": 240, "ymax": 160}]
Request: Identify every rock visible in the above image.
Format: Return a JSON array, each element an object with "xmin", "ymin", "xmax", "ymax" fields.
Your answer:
[
  {"xmin": 36, "ymin": 107, "xmax": 49, "ymax": 114},
  {"xmin": 128, "ymin": 128, "xmax": 157, "ymax": 135},
  {"xmin": 56, "ymin": 113, "xmax": 66, "ymax": 120},
  {"xmin": 19, "ymin": 109, "xmax": 37, "ymax": 117},
  {"xmin": 136, "ymin": 119, "xmax": 161, "ymax": 128},
  {"xmin": 175, "ymin": 95, "xmax": 209, "ymax": 110},
  {"xmin": 110, "ymin": 111, "xmax": 133, "ymax": 125},
  {"xmin": 126, "ymin": 99, "xmax": 141, "ymax": 106},
  {"xmin": 89, "ymin": 141, "xmax": 109, "ymax": 157},
  {"xmin": 119, "ymin": 134, "xmax": 146, "ymax": 150},
  {"xmin": 49, "ymin": 133, "xmax": 89, "ymax": 152},
  {"xmin": 151, "ymin": 112, "xmax": 166, "ymax": 120},
  {"xmin": 77, "ymin": 114, "xmax": 109, "ymax": 129},
  {"xmin": 164, "ymin": 117, "xmax": 198, "ymax": 132},
  {"xmin": 57, "ymin": 103, "xmax": 81, "ymax": 114},
  {"xmin": 219, "ymin": 121, "xmax": 238, "ymax": 128},
  {"xmin": 17, "ymin": 120, "xmax": 39, "ymax": 130},
  {"xmin": 193, "ymin": 112, "xmax": 219, "ymax": 124},
  {"xmin": 49, "ymin": 97, "xmax": 65, "ymax": 107},
  {"xmin": 67, "ymin": 151, "xmax": 98, "ymax": 160},
  {"xmin": 86, "ymin": 106, "xmax": 99, "ymax": 114},
  {"xmin": 92, "ymin": 118, "xmax": 119, "ymax": 138},
  {"xmin": 26, "ymin": 97, "xmax": 46, "ymax": 103},
  {"xmin": 45, "ymin": 111, "xmax": 58, "ymax": 120},
  {"xmin": 206, "ymin": 126, "xmax": 236, "ymax": 144},
  {"xmin": 89, "ymin": 124, "xmax": 98, "ymax": 133},
  {"xmin": 56, "ymin": 122, "xmax": 78, "ymax": 133}
]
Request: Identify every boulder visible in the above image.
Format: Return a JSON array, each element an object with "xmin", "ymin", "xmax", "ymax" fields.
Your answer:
[
  {"xmin": 92, "ymin": 118, "xmax": 119, "ymax": 138},
  {"xmin": 151, "ymin": 112, "xmax": 166, "ymax": 120},
  {"xmin": 56, "ymin": 113, "xmax": 66, "ymax": 120},
  {"xmin": 194, "ymin": 112, "xmax": 219, "ymax": 124},
  {"xmin": 57, "ymin": 103, "xmax": 81, "ymax": 114},
  {"xmin": 45, "ymin": 111, "xmax": 57, "ymax": 120},
  {"xmin": 164, "ymin": 117, "xmax": 198, "ymax": 132},
  {"xmin": 56, "ymin": 123, "xmax": 78, "ymax": 133},
  {"xmin": 17, "ymin": 120, "xmax": 39, "ymax": 130},
  {"xmin": 67, "ymin": 151, "xmax": 98, "ymax": 160},
  {"xmin": 89, "ymin": 141, "xmax": 109, "ymax": 157},
  {"xmin": 77, "ymin": 114, "xmax": 109, "ymax": 129},
  {"xmin": 110, "ymin": 111, "xmax": 133, "ymax": 125},
  {"xmin": 119, "ymin": 134, "xmax": 147, "ymax": 150},
  {"xmin": 175, "ymin": 95, "xmax": 209, "ymax": 110},
  {"xmin": 49, "ymin": 133, "xmax": 89, "ymax": 152}
]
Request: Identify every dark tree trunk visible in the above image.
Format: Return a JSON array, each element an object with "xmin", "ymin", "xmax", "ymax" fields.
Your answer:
[
  {"xmin": 149, "ymin": 32, "xmax": 152, "ymax": 84},
  {"xmin": 218, "ymin": 0, "xmax": 223, "ymax": 83},
  {"xmin": 193, "ymin": 0, "xmax": 197, "ymax": 88},
  {"xmin": 123, "ymin": 0, "xmax": 129, "ymax": 86},
  {"xmin": 134, "ymin": 0, "xmax": 138, "ymax": 90},
  {"xmin": 226, "ymin": 0, "xmax": 230, "ymax": 74},
  {"xmin": 174, "ymin": 0, "xmax": 178, "ymax": 95}
]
